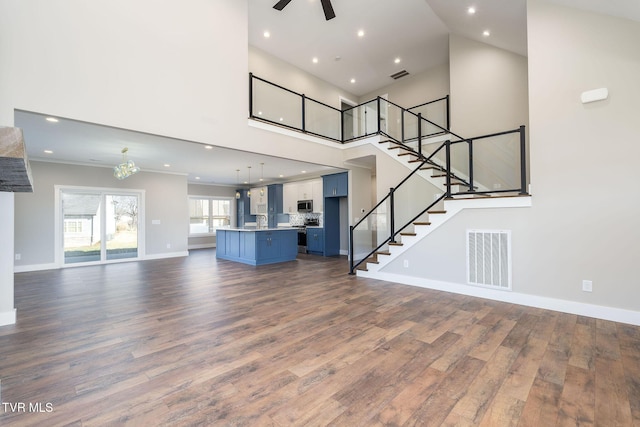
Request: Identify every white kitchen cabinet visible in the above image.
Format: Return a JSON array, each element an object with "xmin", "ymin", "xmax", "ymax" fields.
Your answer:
[
  {"xmin": 297, "ymin": 181, "xmax": 313, "ymax": 201},
  {"xmin": 282, "ymin": 182, "xmax": 298, "ymax": 214},
  {"xmin": 249, "ymin": 186, "xmax": 268, "ymax": 214},
  {"xmin": 282, "ymin": 178, "xmax": 323, "ymax": 213}
]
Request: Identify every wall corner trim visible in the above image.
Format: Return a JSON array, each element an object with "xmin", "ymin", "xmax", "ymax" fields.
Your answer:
[{"xmin": 0, "ymin": 308, "xmax": 17, "ymax": 326}]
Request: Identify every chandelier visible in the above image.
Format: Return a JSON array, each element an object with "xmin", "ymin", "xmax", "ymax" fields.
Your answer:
[{"xmin": 113, "ymin": 147, "xmax": 140, "ymax": 180}]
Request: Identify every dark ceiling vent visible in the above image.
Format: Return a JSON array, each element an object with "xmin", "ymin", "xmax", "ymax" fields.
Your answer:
[{"xmin": 390, "ymin": 70, "xmax": 410, "ymax": 80}]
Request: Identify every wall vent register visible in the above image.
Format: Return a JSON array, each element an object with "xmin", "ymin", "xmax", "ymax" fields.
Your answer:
[{"xmin": 467, "ymin": 230, "xmax": 511, "ymax": 290}]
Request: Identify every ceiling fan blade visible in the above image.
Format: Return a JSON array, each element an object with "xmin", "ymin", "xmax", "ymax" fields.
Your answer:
[
  {"xmin": 320, "ymin": 0, "xmax": 336, "ymax": 20},
  {"xmin": 273, "ymin": 0, "xmax": 293, "ymax": 11}
]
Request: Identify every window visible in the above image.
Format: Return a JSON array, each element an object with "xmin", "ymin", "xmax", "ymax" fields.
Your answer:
[
  {"xmin": 189, "ymin": 197, "xmax": 232, "ymax": 235},
  {"xmin": 64, "ymin": 220, "xmax": 84, "ymax": 233}
]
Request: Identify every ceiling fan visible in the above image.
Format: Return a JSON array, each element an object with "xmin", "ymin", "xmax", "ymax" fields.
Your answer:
[{"xmin": 273, "ymin": 0, "xmax": 336, "ymax": 21}]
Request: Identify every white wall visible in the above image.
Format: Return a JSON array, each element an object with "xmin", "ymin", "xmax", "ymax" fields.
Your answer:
[
  {"xmin": 380, "ymin": 1, "xmax": 640, "ymax": 320},
  {"xmin": 14, "ymin": 162, "xmax": 188, "ymax": 269},
  {"xmin": 449, "ymin": 34, "xmax": 529, "ymax": 137},
  {"xmin": 0, "ymin": 0, "xmax": 249, "ymax": 146},
  {"xmin": 250, "ymin": 46, "xmax": 359, "ymax": 110},
  {"xmin": 359, "ymin": 63, "xmax": 450, "ymax": 108}
]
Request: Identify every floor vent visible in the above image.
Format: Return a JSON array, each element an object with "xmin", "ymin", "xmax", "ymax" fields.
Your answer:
[
  {"xmin": 390, "ymin": 70, "xmax": 410, "ymax": 80},
  {"xmin": 467, "ymin": 230, "xmax": 511, "ymax": 290}
]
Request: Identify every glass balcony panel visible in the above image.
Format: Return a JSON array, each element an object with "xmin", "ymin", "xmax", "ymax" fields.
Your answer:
[
  {"xmin": 410, "ymin": 99, "xmax": 448, "ymax": 137},
  {"xmin": 344, "ymin": 99, "xmax": 378, "ymax": 141},
  {"xmin": 469, "ymin": 132, "xmax": 521, "ymax": 192},
  {"xmin": 252, "ymin": 78, "xmax": 303, "ymax": 130},
  {"xmin": 351, "ymin": 198, "xmax": 390, "ymax": 271},
  {"xmin": 305, "ymin": 98, "xmax": 341, "ymax": 140}
]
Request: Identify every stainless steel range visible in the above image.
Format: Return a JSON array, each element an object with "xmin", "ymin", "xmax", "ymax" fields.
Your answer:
[{"xmin": 296, "ymin": 218, "xmax": 319, "ymax": 253}]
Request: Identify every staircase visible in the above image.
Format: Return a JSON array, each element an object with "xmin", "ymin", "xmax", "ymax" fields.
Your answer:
[
  {"xmin": 349, "ymin": 126, "xmax": 529, "ymax": 275},
  {"xmin": 353, "ymin": 195, "xmax": 532, "ymax": 275}
]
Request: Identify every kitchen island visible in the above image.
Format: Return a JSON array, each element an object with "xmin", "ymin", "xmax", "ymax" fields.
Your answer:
[{"xmin": 216, "ymin": 228, "xmax": 298, "ymax": 266}]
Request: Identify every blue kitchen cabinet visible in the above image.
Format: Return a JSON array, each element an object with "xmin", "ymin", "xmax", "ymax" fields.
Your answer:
[
  {"xmin": 267, "ymin": 184, "xmax": 283, "ymax": 228},
  {"xmin": 217, "ymin": 229, "xmax": 297, "ymax": 266},
  {"xmin": 323, "ymin": 172, "xmax": 348, "ymax": 198},
  {"xmin": 236, "ymin": 189, "xmax": 255, "ymax": 228},
  {"xmin": 323, "ymin": 172, "xmax": 348, "ymax": 256},
  {"xmin": 306, "ymin": 227, "xmax": 324, "ymax": 255}
]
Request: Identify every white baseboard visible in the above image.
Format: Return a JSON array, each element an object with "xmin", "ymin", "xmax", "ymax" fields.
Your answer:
[
  {"xmin": 144, "ymin": 251, "xmax": 189, "ymax": 260},
  {"xmin": 188, "ymin": 244, "xmax": 216, "ymax": 250},
  {"xmin": 14, "ymin": 252, "xmax": 190, "ymax": 272},
  {"xmin": 360, "ymin": 271, "xmax": 640, "ymax": 326},
  {"xmin": 0, "ymin": 308, "xmax": 17, "ymax": 326},
  {"xmin": 14, "ymin": 263, "xmax": 58, "ymax": 273}
]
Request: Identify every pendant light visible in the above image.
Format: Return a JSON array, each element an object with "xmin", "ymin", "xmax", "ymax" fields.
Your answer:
[
  {"xmin": 247, "ymin": 166, "xmax": 251, "ymax": 197},
  {"xmin": 235, "ymin": 169, "xmax": 240, "ymax": 199}
]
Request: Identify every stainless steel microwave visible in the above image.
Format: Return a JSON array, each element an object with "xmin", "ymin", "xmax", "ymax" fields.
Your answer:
[{"xmin": 297, "ymin": 200, "xmax": 313, "ymax": 213}]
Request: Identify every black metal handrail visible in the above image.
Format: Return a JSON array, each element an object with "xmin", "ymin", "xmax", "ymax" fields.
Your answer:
[
  {"xmin": 249, "ymin": 73, "xmax": 451, "ymax": 144},
  {"xmin": 349, "ymin": 139, "xmax": 452, "ymax": 274}
]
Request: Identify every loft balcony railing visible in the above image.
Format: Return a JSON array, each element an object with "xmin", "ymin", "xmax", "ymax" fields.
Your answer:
[{"xmin": 249, "ymin": 73, "xmax": 450, "ymax": 144}]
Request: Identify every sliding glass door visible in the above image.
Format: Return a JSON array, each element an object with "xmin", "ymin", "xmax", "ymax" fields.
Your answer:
[
  {"xmin": 61, "ymin": 188, "xmax": 141, "ymax": 265},
  {"xmin": 105, "ymin": 194, "xmax": 139, "ymax": 260}
]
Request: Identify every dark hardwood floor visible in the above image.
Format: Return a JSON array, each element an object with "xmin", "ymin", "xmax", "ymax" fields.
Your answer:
[{"xmin": 1, "ymin": 249, "xmax": 639, "ymax": 426}]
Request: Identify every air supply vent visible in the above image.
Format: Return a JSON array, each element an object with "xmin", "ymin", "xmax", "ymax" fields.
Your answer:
[
  {"xmin": 390, "ymin": 70, "xmax": 410, "ymax": 80},
  {"xmin": 467, "ymin": 230, "xmax": 511, "ymax": 290}
]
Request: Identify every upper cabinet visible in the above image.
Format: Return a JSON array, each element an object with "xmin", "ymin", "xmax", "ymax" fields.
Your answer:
[
  {"xmin": 283, "ymin": 178, "xmax": 323, "ymax": 213},
  {"xmin": 249, "ymin": 185, "xmax": 268, "ymax": 214},
  {"xmin": 323, "ymin": 172, "xmax": 348, "ymax": 198},
  {"xmin": 282, "ymin": 182, "xmax": 298, "ymax": 214}
]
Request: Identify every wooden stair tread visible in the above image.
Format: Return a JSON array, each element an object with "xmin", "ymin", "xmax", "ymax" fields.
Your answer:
[
  {"xmin": 400, "ymin": 232, "xmax": 417, "ymax": 236},
  {"xmin": 389, "ymin": 242, "xmax": 403, "ymax": 246},
  {"xmin": 428, "ymin": 210, "xmax": 447, "ymax": 215},
  {"xmin": 398, "ymin": 152, "xmax": 419, "ymax": 157},
  {"xmin": 413, "ymin": 222, "xmax": 431, "ymax": 226},
  {"xmin": 375, "ymin": 251, "xmax": 391, "ymax": 256}
]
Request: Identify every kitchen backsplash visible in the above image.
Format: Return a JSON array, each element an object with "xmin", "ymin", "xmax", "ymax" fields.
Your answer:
[{"xmin": 288, "ymin": 213, "xmax": 323, "ymax": 227}]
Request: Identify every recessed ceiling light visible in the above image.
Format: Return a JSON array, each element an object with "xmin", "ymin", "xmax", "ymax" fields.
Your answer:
[
  {"xmin": 164, "ymin": 164, "xmax": 171, "ymax": 167},
  {"xmin": 195, "ymin": 177, "xmax": 200, "ymax": 180},
  {"xmin": 350, "ymin": 78, "xmax": 356, "ymax": 84},
  {"xmin": 394, "ymin": 58, "xmax": 401, "ymax": 64},
  {"xmin": 312, "ymin": 57, "xmax": 318, "ymax": 64},
  {"xmin": 258, "ymin": 111, "xmax": 263, "ymax": 115},
  {"xmin": 357, "ymin": 29, "xmax": 365, "ymax": 37},
  {"xmin": 301, "ymin": 170, "xmax": 307, "ymax": 174},
  {"xmin": 205, "ymin": 145, "xmax": 213, "ymax": 150},
  {"xmin": 468, "ymin": 7, "xmax": 476, "ymax": 14},
  {"xmin": 45, "ymin": 117, "xmax": 59, "ymax": 123},
  {"xmin": 279, "ymin": 117, "xmax": 284, "ymax": 121},
  {"xmin": 44, "ymin": 149, "xmax": 53, "ymax": 154},
  {"xmin": 483, "ymin": 30, "xmax": 490, "ymax": 36},
  {"xmin": 263, "ymin": 31, "xmax": 270, "ymax": 38},
  {"xmin": 279, "ymin": 174, "xmax": 284, "ymax": 178}
]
